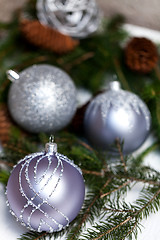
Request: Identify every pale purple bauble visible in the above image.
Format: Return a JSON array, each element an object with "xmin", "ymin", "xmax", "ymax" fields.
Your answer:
[
  {"xmin": 6, "ymin": 145, "xmax": 85, "ymax": 232},
  {"xmin": 84, "ymin": 81, "xmax": 151, "ymax": 154}
]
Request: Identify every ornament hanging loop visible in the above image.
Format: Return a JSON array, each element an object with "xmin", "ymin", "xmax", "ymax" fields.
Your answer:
[
  {"xmin": 6, "ymin": 70, "xmax": 20, "ymax": 82},
  {"xmin": 49, "ymin": 135, "xmax": 54, "ymax": 143},
  {"xmin": 45, "ymin": 135, "xmax": 57, "ymax": 154}
]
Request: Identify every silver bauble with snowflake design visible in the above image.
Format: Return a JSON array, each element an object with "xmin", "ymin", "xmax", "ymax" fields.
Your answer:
[
  {"xmin": 36, "ymin": 0, "xmax": 101, "ymax": 38},
  {"xmin": 84, "ymin": 81, "xmax": 151, "ymax": 154},
  {"xmin": 6, "ymin": 137, "xmax": 85, "ymax": 232},
  {"xmin": 7, "ymin": 64, "xmax": 77, "ymax": 133}
]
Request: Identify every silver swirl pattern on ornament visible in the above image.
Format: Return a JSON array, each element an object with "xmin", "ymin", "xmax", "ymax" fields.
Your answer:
[
  {"xmin": 15, "ymin": 153, "xmax": 68, "ymax": 232},
  {"xmin": 6, "ymin": 150, "xmax": 84, "ymax": 232}
]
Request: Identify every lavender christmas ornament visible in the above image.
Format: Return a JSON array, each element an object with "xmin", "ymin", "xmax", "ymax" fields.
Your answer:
[
  {"xmin": 6, "ymin": 137, "xmax": 85, "ymax": 232},
  {"xmin": 7, "ymin": 64, "xmax": 77, "ymax": 133},
  {"xmin": 84, "ymin": 81, "xmax": 151, "ymax": 154}
]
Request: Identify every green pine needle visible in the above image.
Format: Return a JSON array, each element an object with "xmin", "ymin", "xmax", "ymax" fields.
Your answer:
[{"xmin": 0, "ymin": 169, "xmax": 10, "ymax": 185}]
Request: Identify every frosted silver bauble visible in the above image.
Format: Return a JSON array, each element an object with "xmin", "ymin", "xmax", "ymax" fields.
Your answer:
[
  {"xmin": 84, "ymin": 81, "xmax": 151, "ymax": 154},
  {"xmin": 6, "ymin": 137, "xmax": 85, "ymax": 232},
  {"xmin": 36, "ymin": 0, "xmax": 101, "ymax": 38},
  {"xmin": 7, "ymin": 64, "xmax": 77, "ymax": 133}
]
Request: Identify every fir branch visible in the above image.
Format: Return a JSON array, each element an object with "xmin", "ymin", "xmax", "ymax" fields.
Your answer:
[
  {"xmin": 92, "ymin": 216, "xmax": 132, "ymax": 240},
  {"xmin": 0, "ymin": 160, "xmax": 14, "ymax": 167},
  {"xmin": 77, "ymin": 139, "xmax": 97, "ymax": 152},
  {"xmin": 100, "ymin": 180, "xmax": 131, "ymax": 198},
  {"xmin": 0, "ymin": 22, "xmax": 12, "ymax": 29},
  {"xmin": 113, "ymin": 58, "xmax": 130, "ymax": 91},
  {"xmin": 107, "ymin": 14, "xmax": 125, "ymax": 31},
  {"xmin": 116, "ymin": 139, "xmax": 127, "ymax": 172},
  {"xmin": 0, "ymin": 169, "xmax": 10, "ymax": 185},
  {"xmin": 118, "ymin": 175, "xmax": 160, "ymax": 186},
  {"xmin": 16, "ymin": 55, "xmax": 49, "ymax": 71},
  {"xmin": 81, "ymin": 187, "xmax": 160, "ymax": 240},
  {"xmin": 63, "ymin": 52, "xmax": 95, "ymax": 71},
  {"xmin": 3, "ymin": 143, "xmax": 30, "ymax": 155},
  {"xmin": 135, "ymin": 187, "xmax": 160, "ymax": 218},
  {"xmin": 156, "ymin": 96, "xmax": 160, "ymax": 125},
  {"xmin": 68, "ymin": 178, "xmax": 113, "ymax": 240},
  {"xmin": 82, "ymin": 169, "xmax": 160, "ymax": 186},
  {"xmin": 82, "ymin": 169, "xmax": 105, "ymax": 177},
  {"xmin": 125, "ymin": 220, "xmax": 139, "ymax": 240},
  {"xmin": 130, "ymin": 142, "xmax": 158, "ymax": 168},
  {"xmin": 0, "ymin": 79, "xmax": 10, "ymax": 97},
  {"xmin": 154, "ymin": 65, "xmax": 160, "ymax": 82},
  {"xmin": 18, "ymin": 231, "xmax": 48, "ymax": 240},
  {"xmin": 104, "ymin": 207, "xmax": 134, "ymax": 213}
]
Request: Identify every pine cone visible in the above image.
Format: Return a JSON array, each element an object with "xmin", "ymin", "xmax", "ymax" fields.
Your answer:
[
  {"xmin": 0, "ymin": 104, "xmax": 13, "ymax": 144},
  {"xmin": 20, "ymin": 19, "xmax": 79, "ymax": 54},
  {"xmin": 125, "ymin": 37, "xmax": 158, "ymax": 74}
]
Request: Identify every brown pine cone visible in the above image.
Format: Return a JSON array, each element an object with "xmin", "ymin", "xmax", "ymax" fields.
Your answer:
[
  {"xmin": 125, "ymin": 37, "xmax": 158, "ymax": 74},
  {"xmin": 0, "ymin": 104, "xmax": 13, "ymax": 144},
  {"xmin": 20, "ymin": 19, "xmax": 79, "ymax": 54}
]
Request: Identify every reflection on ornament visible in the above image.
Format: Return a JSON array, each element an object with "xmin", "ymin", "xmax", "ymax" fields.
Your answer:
[
  {"xmin": 6, "ymin": 137, "xmax": 85, "ymax": 232},
  {"xmin": 7, "ymin": 64, "xmax": 77, "ymax": 133},
  {"xmin": 37, "ymin": 0, "xmax": 102, "ymax": 38},
  {"xmin": 84, "ymin": 81, "xmax": 151, "ymax": 154},
  {"xmin": 110, "ymin": 108, "xmax": 132, "ymax": 132}
]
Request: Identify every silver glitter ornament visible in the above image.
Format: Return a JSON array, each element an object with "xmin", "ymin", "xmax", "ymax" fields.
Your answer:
[
  {"xmin": 36, "ymin": 0, "xmax": 101, "ymax": 38},
  {"xmin": 7, "ymin": 64, "xmax": 77, "ymax": 133},
  {"xmin": 6, "ymin": 137, "xmax": 85, "ymax": 232},
  {"xmin": 84, "ymin": 81, "xmax": 151, "ymax": 154}
]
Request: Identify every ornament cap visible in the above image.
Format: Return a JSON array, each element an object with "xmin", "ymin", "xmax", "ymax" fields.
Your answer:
[
  {"xmin": 45, "ymin": 136, "xmax": 57, "ymax": 154},
  {"xmin": 108, "ymin": 81, "xmax": 121, "ymax": 91},
  {"xmin": 6, "ymin": 70, "xmax": 20, "ymax": 82}
]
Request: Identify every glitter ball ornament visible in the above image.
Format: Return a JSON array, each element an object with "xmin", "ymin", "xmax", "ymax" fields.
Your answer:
[
  {"xmin": 6, "ymin": 137, "xmax": 85, "ymax": 232},
  {"xmin": 36, "ymin": 0, "xmax": 101, "ymax": 38},
  {"xmin": 7, "ymin": 64, "xmax": 77, "ymax": 133},
  {"xmin": 84, "ymin": 81, "xmax": 151, "ymax": 154}
]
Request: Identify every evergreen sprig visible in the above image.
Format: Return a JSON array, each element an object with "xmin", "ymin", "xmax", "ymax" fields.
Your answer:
[{"xmin": 0, "ymin": 169, "xmax": 10, "ymax": 185}]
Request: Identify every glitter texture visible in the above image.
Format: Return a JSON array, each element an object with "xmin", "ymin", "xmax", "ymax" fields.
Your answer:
[
  {"xmin": 37, "ymin": 0, "xmax": 102, "ymax": 38},
  {"xmin": 84, "ymin": 81, "xmax": 151, "ymax": 154},
  {"xmin": 8, "ymin": 64, "xmax": 77, "ymax": 133},
  {"xmin": 6, "ymin": 142, "xmax": 85, "ymax": 232}
]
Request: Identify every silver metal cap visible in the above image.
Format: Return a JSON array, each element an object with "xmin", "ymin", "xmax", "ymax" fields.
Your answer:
[
  {"xmin": 6, "ymin": 70, "xmax": 20, "ymax": 82},
  {"xmin": 45, "ymin": 136, "xmax": 57, "ymax": 154},
  {"xmin": 109, "ymin": 81, "xmax": 121, "ymax": 91}
]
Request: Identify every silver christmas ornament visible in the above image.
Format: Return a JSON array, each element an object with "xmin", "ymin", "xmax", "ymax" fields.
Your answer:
[
  {"xmin": 7, "ymin": 64, "xmax": 77, "ymax": 133},
  {"xmin": 6, "ymin": 137, "xmax": 85, "ymax": 232},
  {"xmin": 36, "ymin": 0, "xmax": 101, "ymax": 38},
  {"xmin": 84, "ymin": 81, "xmax": 151, "ymax": 154}
]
